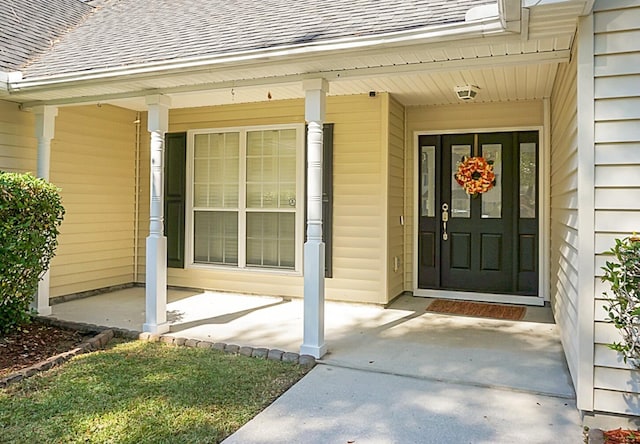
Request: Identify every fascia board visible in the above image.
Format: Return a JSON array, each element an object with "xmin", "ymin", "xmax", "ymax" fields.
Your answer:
[
  {"xmin": 582, "ymin": 0, "xmax": 595, "ymax": 15},
  {"xmin": 498, "ymin": 0, "xmax": 523, "ymax": 32},
  {"xmin": 8, "ymin": 16, "xmax": 505, "ymax": 92},
  {"xmin": 0, "ymin": 72, "xmax": 7, "ymax": 95},
  {"xmin": 0, "ymin": 71, "xmax": 20, "ymax": 96}
]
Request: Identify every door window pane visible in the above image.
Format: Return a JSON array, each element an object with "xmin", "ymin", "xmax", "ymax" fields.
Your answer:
[
  {"xmin": 481, "ymin": 144, "xmax": 502, "ymax": 219},
  {"xmin": 451, "ymin": 144, "xmax": 471, "ymax": 218},
  {"xmin": 194, "ymin": 211, "xmax": 238, "ymax": 265},
  {"xmin": 520, "ymin": 142, "xmax": 536, "ymax": 218},
  {"xmin": 421, "ymin": 146, "xmax": 436, "ymax": 217},
  {"xmin": 246, "ymin": 212, "xmax": 295, "ymax": 269}
]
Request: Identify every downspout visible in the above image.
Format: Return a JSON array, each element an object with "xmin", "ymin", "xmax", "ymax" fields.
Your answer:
[{"xmin": 133, "ymin": 112, "xmax": 141, "ymax": 283}]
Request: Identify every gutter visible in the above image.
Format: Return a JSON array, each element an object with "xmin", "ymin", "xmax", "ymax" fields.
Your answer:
[{"xmin": 8, "ymin": 10, "xmax": 508, "ymax": 92}]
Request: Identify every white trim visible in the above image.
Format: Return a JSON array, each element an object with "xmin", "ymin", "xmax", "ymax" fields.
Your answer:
[
  {"xmin": 238, "ymin": 130, "xmax": 247, "ymax": 268},
  {"xmin": 295, "ymin": 125, "xmax": 305, "ymax": 273},
  {"xmin": 575, "ymin": 13, "xmax": 596, "ymax": 412},
  {"xmin": 412, "ymin": 126, "xmax": 547, "ymax": 305},
  {"xmin": 541, "ymin": 98, "xmax": 552, "ymax": 302},
  {"xmin": 185, "ymin": 123, "xmax": 305, "ymax": 274},
  {"xmin": 32, "ymin": 105, "xmax": 58, "ymax": 317},
  {"xmin": 187, "ymin": 262, "xmax": 301, "ymax": 277}
]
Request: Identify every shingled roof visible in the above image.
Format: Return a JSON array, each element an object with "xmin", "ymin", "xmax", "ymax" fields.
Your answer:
[
  {"xmin": 0, "ymin": 0, "xmax": 93, "ymax": 72},
  {"xmin": 19, "ymin": 0, "xmax": 495, "ymax": 79}
]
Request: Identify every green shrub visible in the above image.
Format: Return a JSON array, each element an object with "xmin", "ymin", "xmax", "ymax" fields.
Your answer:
[
  {"xmin": 0, "ymin": 172, "xmax": 64, "ymax": 333},
  {"xmin": 602, "ymin": 235, "xmax": 640, "ymax": 366}
]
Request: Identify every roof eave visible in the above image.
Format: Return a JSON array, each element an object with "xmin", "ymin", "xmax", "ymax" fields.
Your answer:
[
  {"xmin": 0, "ymin": 71, "xmax": 20, "ymax": 97},
  {"xmin": 8, "ymin": 13, "xmax": 507, "ymax": 93},
  {"xmin": 498, "ymin": 0, "xmax": 523, "ymax": 32}
]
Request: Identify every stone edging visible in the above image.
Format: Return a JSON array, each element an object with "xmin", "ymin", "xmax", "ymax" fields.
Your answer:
[
  {"xmin": 586, "ymin": 428, "xmax": 604, "ymax": 444},
  {"xmin": 1, "ymin": 317, "xmax": 316, "ymax": 389},
  {"xmin": 138, "ymin": 332, "xmax": 317, "ymax": 369},
  {"xmin": 0, "ymin": 326, "xmax": 115, "ymax": 389}
]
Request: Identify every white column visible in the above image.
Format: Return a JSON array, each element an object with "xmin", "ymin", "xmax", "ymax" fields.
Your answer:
[
  {"xmin": 32, "ymin": 105, "xmax": 58, "ymax": 316},
  {"xmin": 143, "ymin": 95, "xmax": 171, "ymax": 334},
  {"xmin": 300, "ymin": 79, "xmax": 329, "ymax": 358}
]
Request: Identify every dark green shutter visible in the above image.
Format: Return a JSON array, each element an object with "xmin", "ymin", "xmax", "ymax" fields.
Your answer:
[
  {"xmin": 164, "ymin": 132, "xmax": 186, "ymax": 268},
  {"xmin": 305, "ymin": 123, "xmax": 334, "ymax": 278}
]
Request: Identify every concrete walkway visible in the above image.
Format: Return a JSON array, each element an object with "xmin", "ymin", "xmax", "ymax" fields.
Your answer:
[{"xmin": 50, "ymin": 288, "xmax": 583, "ymax": 443}]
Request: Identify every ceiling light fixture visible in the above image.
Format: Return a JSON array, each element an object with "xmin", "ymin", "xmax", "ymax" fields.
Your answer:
[{"xmin": 454, "ymin": 85, "xmax": 480, "ymax": 102}]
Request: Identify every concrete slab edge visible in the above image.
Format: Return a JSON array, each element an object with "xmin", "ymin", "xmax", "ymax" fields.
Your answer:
[
  {"xmin": 0, "ymin": 318, "xmax": 118, "ymax": 389},
  {"xmin": 48, "ymin": 283, "xmax": 136, "ymax": 305},
  {"xmin": 318, "ymin": 358, "xmax": 576, "ymax": 400},
  {"xmin": 138, "ymin": 332, "xmax": 317, "ymax": 369}
]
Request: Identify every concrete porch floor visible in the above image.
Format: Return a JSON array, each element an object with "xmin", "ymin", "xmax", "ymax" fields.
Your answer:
[{"xmin": 49, "ymin": 287, "xmax": 583, "ymax": 443}]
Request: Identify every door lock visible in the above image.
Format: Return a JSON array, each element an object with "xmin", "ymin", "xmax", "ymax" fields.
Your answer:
[{"xmin": 442, "ymin": 203, "xmax": 449, "ymax": 241}]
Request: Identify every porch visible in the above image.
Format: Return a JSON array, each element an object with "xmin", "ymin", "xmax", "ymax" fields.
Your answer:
[
  {"xmin": 50, "ymin": 287, "xmax": 573, "ymax": 398},
  {"xmin": 48, "ymin": 288, "xmax": 584, "ymax": 441}
]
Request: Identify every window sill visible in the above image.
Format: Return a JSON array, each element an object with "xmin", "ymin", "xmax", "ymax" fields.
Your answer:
[{"xmin": 185, "ymin": 263, "xmax": 302, "ymax": 277}]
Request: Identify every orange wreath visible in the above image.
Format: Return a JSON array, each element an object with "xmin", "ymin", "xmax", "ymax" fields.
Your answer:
[{"xmin": 454, "ymin": 156, "xmax": 496, "ymax": 196}]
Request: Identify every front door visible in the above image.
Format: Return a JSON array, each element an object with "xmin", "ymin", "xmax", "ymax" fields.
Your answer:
[{"xmin": 417, "ymin": 131, "xmax": 538, "ymax": 296}]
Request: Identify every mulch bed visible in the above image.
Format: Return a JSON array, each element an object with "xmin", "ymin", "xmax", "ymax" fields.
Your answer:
[
  {"xmin": 604, "ymin": 429, "xmax": 640, "ymax": 444},
  {"xmin": 0, "ymin": 320, "xmax": 92, "ymax": 378}
]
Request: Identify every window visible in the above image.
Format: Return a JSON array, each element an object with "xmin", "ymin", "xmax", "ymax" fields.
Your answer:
[{"xmin": 188, "ymin": 125, "xmax": 303, "ymax": 271}]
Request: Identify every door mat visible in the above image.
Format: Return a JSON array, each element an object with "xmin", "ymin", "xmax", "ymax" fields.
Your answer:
[{"xmin": 426, "ymin": 299, "xmax": 526, "ymax": 321}]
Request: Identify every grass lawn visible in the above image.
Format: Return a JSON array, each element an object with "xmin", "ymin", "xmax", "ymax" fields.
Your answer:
[{"xmin": 0, "ymin": 340, "xmax": 309, "ymax": 443}]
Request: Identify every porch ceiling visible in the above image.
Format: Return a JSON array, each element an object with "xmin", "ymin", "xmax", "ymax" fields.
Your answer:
[
  {"xmin": 99, "ymin": 60, "xmax": 562, "ymax": 110},
  {"xmin": 8, "ymin": 1, "xmax": 587, "ymax": 110}
]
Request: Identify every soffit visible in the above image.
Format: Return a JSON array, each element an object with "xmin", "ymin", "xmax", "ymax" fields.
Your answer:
[{"xmin": 10, "ymin": 33, "xmax": 571, "ymax": 108}]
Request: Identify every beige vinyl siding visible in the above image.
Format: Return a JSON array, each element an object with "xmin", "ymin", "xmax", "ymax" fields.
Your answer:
[
  {"xmin": 549, "ymin": 42, "xmax": 580, "ymax": 395},
  {"xmin": 387, "ymin": 95, "xmax": 405, "ymax": 301},
  {"xmin": 137, "ymin": 94, "xmax": 390, "ymax": 304},
  {"xmin": 591, "ymin": 0, "xmax": 640, "ymax": 416},
  {"xmin": 0, "ymin": 100, "xmax": 36, "ymax": 173},
  {"xmin": 49, "ymin": 105, "xmax": 137, "ymax": 297},
  {"xmin": 0, "ymin": 101, "xmax": 137, "ymax": 298},
  {"xmin": 404, "ymin": 101, "xmax": 544, "ymax": 291}
]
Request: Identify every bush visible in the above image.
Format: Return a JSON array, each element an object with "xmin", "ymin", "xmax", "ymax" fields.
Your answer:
[
  {"xmin": 602, "ymin": 236, "xmax": 640, "ymax": 366},
  {"xmin": 0, "ymin": 172, "xmax": 64, "ymax": 333}
]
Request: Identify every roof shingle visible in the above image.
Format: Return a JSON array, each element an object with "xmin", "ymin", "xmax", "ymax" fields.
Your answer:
[
  {"xmin": 0, "ymin": 0, "xmax": 93, "ymax": 72},
  {"xmin": 20, "ymin": 0, "xmax": 495, "ymax": 79}
]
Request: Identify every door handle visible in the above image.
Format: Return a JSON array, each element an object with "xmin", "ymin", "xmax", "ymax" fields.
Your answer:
[{"xmin": 442, "ymin": 203, "xmax": 449, "ymax": 241}]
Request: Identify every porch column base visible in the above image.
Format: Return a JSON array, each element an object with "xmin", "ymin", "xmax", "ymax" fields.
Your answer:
[
  {"xmin": 144, "ymin": 235, "xmax": 168, "ymax": 334},
  {"xmin": 301, "ymin": 240, "xmax": 326, "ymax": 359},
  {"xmin": 142, "ymin": 322, "xmax": 170, "ymax": 334},
  {"xmin": 300, "ymin": 343, "xmax": 327, "ymax": 359}
]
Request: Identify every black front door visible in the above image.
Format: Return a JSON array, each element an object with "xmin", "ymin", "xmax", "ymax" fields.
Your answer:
[{"xmin": 417, "ymin": 131, "xmax": 539, "ymax": 295}]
